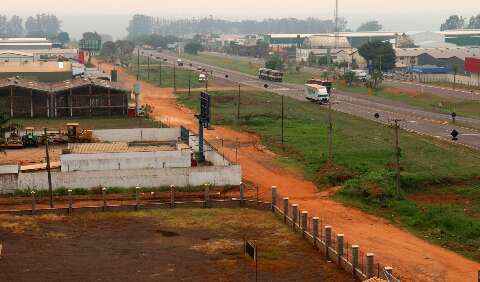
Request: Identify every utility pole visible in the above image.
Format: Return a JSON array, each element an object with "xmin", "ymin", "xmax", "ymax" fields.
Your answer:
[
  {"xmin": 281, "ymin": 95, "xmax": 285, "ymax": 145},
  {"xmin": 137, "ymin": 48, "xmax": 140, "ymax": 80},
  {"xmin": 159, "ymin": 60, "xmax": 162, "ymax": 86},
  {"xmin": 147, "ymin": 55, "xmax": 150, "ymax": 80},
  {"xmin": 393, "ymin": 119, "xmax": 401, "ymax": 198},
  {"xmin": 44, "ymin": 128, "xmax": 53, "ymax": 208},
  {"xmin": 173, "ymin": 63, "xmax": 177, "ymax": 93},
  {"xmin": 188, "ymin": 69, "xmax": 191, "ymax": 96},
  {"xmin": 327, "ymin": 88, "xmax": 333, "ymax": 163},
  {"xmin": 237, "ymin": 84, "xmax": 241, "ymax": 120}
]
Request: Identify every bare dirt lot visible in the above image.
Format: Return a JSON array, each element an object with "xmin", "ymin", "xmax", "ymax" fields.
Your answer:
[
  {"xmin": 0, "ymin": 209, "xmax": 353, "ymax": 282},
  {"xmin": 96, "ymin": 62, "xmax": 480, "ymax": 282}
]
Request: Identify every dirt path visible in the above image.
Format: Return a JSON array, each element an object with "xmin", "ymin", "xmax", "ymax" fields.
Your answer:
[{"xmin": 100, "ymin": 62, "xmax": 480, "ymax": 282}]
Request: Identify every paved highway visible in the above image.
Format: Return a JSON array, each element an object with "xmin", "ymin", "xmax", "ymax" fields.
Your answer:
[{"xmin": 142, "ymin": 49, "xmax": 480, "ymax": 151}]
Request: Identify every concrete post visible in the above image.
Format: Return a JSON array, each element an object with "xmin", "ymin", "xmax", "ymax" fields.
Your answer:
[
  {"xmin": 384, "ymin": 266, "xmax": 393, "ymax": 279},
  {"xmin": 135, "ymin": 186, "xmax": 141, "ymax": 211},
  {"xmin": 312, "ymin": 217, "xmax": 319, "ymax": 247},
  {"xmin": 102, "ymin": 187, "xmax": 107, "ymax": 212},
  {"xmin": 239, "ymin": 183, "xmax": 244, "ymax": 207},
  {"xmin": 283, "ymin": 197, "xmax": 289, "ymax": 223},
  {"xmin": 31, "ymin": 190, "xmax": 36, "ymax": 215},
  {"xmin": 271, "ymin": 186, "xmax": 277, "ymax": 212},
  {"xmin": 291, "ymin": 204, "xmax": 298, "ymax": 229},
  {"xmin": 325, "ymin": 225, "xmax": 332, "ymax": 259},
  {"xmin": 351, "ymin": 245, "xmax": 359, "ymax": 276},
  {"xmin": 301, "ymin": 211, "xmax": 308, "ymax": 237},
  {"xmin": 170, "ymin": 185, "xmax": 175, "ymax": 208},
  {"xmin": 336, "ymin": 234, "xmax": 344, "ymax": 265},
  {"xmin": 204, "ymin": 184, "xmax": 210, "ymax": 208},
  {"xmin": 68, "ymin": 189, "xmax": 73, "ymax": 215},
  {"xmin": 366, "ymin": 253, "xmax": 375, "ymax": 278}
]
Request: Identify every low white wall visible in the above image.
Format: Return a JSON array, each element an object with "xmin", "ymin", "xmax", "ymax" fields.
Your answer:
[
  {"xmin": 0, "ymin": 174, "xmax": 18, "ymax": 193},
  {"xmin": 404, "ymin": 73, "xmax": 480, "ymax": 87},
  {"xmin": 0, "ymin": 165, "xmax": 19, "ymax": 174},
  {"xmin": 190, "ymin": 135, "xmax": 231, "ymax": 166},
  {"xmin": 60, "ymin": 150, "xmax": 191, "ymax": 172},
  {"xmin": 93, "ymin": 128, "xmax": 181, "ymax": 142},
  {"xmin": 15, "ymin": 165, "xmax": 241, "ymax": 190}
]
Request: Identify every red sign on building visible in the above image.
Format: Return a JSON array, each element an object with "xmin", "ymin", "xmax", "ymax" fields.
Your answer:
[{"xmin": 465, "ymin": 57, "xmax": 480, "ymax": 73}]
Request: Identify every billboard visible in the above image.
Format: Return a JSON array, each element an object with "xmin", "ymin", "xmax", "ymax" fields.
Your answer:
[
  {"xmin": 465, "ymin": 57, "xmax": 480, "ymax": 73},
  {"xmin": 79, "ymin": 39, "xmax": 102, "ymax": 51}
]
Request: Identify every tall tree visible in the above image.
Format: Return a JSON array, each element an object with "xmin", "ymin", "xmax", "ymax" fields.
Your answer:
[
  {"xmin": 440, "ymin": 15, "xmax": 465, "ymax": 31},
  {"xmin": 358, "ymin": 41, "xmax": 396, "ymax": 71},
  {"xmin": 0, "ymin": 16, "xmax": 7, "ymax": 37},
  {"xmin": 115, "ymin": 40, "xmax": 135, "ymax": 59},
  {"xmin": 357, "ymin": 20, "xmax": 383, "ymax": 32},
  {"xmin": 56, "ymin": 32, "xmax": 70, "ymax": 44},
  {"xmin": 25, "ymin": 14, "xmax": 61, "ymax": 38},
  {"xmin": 100, "ymin": 41, "xmax": 117, "ymax": 58},
  {"xmin": 7, "ymin": 15, "xmax": 24, "ymax": 37},
  {"xmin": 468, "ymin": 14, "xmax": 480, "ymax": 29}
]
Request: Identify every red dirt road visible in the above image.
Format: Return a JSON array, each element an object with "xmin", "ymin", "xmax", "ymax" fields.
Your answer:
[{"xmin": 100, "ymin": 63, "xmax": 480, "ymax": 282}]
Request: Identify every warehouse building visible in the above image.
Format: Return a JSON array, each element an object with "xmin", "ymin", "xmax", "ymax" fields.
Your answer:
[
  {"xmin": 0, "ymin": 38, "xmax": 52, "ymax": 50},
  {"xmin": 0, "ymin": 77, "xmax": 129, "ymax": 118},
  {"xmin": 0, "ymin": 61, "xmax": 73, "ymax": 82},
  {"xmin": 395, "ymin": 47, "xmax": 479, "ymax": 72}
]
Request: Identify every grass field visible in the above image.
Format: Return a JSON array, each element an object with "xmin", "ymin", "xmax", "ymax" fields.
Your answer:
[
  {"xmin": 335, "ymin": 83, "xmax": 480, "ymax": 120},
  {"xmin": 177, "ymin": 89, "xmax": 480, "ymax": 261},
  {"xmin": 11, "ymin": 117, "xmax": 161, "ymax": 130},
  {"xmin": 0, "ymin": 209, "xmax": 353, "ymax": 281},
  {"xmin": 127, "ymin": 56, "xmax": 204, "ymax": 89}
]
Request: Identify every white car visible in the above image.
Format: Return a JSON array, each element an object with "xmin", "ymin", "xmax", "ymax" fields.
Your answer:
[{"xmin": 198, "ymin": 73, "xmax": 207, "ymax": 82}]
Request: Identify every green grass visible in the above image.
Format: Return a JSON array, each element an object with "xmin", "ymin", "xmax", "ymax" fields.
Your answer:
[
  {"xmin": 127, "ymin": 56, "xmax": 204, "ymax": 89},
  {"xmin": 176, "ymin": 89, "xmax": 480, "ymax": 261},
  {"xmin": 11, "ymin": 117, "xmax": 161, "ymax": 130},
  {"xmin": 336, "ymin": 83, "xmax": 480, "ymax": 120}
]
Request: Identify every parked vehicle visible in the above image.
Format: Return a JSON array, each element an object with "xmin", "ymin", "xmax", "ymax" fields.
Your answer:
[
  {"xmin": 305, "ymin": 84, "xmax": 330, "ymax": 104},
  {"xmin": 21, "ymin": 127, "xmax": 38, "ymax": 147},
  {"xmin": 177, "ymin": 58, "xmax": 184, "ymax": 66},
  {"xmin": 6, "ymin": 130, "xmax": 23, "ymax": 149},
  {"xmin": 351, "ymin": 70, "xmax": 368, "ymax": 82}
]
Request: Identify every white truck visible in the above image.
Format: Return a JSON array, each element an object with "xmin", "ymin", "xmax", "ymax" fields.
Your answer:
[{"xmin": 305, "ymin": 84, "xmax": 330, "ymax": 104}]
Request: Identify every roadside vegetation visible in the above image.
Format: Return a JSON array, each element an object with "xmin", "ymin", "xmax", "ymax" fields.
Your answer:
[
  {"xmin": 176, "ymin": 89, "xmax": 480, "ymax": 261},
  {"xmin": 335, "ymin": 82, "xmax": 480, "ymax": 120}
]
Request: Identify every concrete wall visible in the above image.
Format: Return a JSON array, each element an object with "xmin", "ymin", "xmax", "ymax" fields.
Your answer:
[
  {"xmin": 189, "ymin": 134, "xmax": 231, "ymax": 166},
  {"xmin": 0, "ymin": 174, "xmax": 18, "ymax": 193},
  {"xmin": 0, "ymin": 165, "xmax": 19, "ymax": 174},
  {"xmin": 60, "ymin": 150, "xmax": 191, "ymax": 172},
  {"xmin": 15, "ymin": 165, "xmax": 241, "ymax": 190},
  {"xmin": 404, "ymin": 73, "xmax": 480, "ymax": 87},
  {"xmin": 93, "ymin": 128, "xmax": 181, "ymax": 143}
]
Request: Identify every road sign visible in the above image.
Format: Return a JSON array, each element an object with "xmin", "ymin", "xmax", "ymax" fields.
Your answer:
[{"xmin": 200, "ymin": 92, "xmax": 211, "ymax": 128}]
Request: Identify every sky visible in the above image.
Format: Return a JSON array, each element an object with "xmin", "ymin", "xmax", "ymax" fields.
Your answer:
[{"xmin": 2, "ymin": 0, "xmax": 479, "ymax": 39}]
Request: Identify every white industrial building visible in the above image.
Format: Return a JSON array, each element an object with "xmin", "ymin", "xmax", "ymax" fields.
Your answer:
[{"xmin": 0, "ymin": 38, "xmax": 53, "ymax": 50}]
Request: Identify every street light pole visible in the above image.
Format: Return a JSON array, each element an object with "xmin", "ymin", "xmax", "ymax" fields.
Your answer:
[
  {"xmin": 327, "ymin": 88, "xmax": 333, "ymax": 163},
  {"xmin": 44, "ymin": 128, "xmax": 53, "ymax": 208},
  {"xmin": 281, "ymin": 95, "xmax": 285, "ymax": 145},
  {"xmin": 393, "ymin": 119, "xmax": 401, "ymax": 198},
  {"xmin": 147, "ymin": 55, "xmax": 150, "ymax": 80},
  {"xmin": 159, "ymin": 60, "xmax": 162, "ymax": 86},
  {"xmin": 188, "ymin": 69, "xmax": 191, "ymax": 97},
  {"xmin": 137, "ymin": 48, "xmax": 140, "ymax": 80},
  {"xmin": 237, "ymin": 84, "xmax": 241, "ymax": 120},
  {"xmin": 173, "ymin": 63, "xmax": 177, "ymax": 93}
]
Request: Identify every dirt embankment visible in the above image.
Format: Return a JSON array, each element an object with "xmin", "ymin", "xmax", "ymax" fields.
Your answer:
[{"xmin": 98, "ymin": 62, "xmax": 480, "ymax": 282}]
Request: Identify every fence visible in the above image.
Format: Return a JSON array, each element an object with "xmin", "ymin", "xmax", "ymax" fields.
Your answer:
[
  {"xmin": 271, "ymin": 187, "xmax": 402, "ymax": 281},
  {"xmin": 1, "ymin": 185, "xmax": 405, "ymax": 281},
  {"xmin": 395, "ymin": 73, "xmax": 480, "ymax": 88}
]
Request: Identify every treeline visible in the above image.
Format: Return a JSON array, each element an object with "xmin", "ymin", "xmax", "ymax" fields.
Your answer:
[
  {"xmin": 127, "ymin": 15, "xmax": 348, "ymax": 37},
  {"xmin": 0, "ymin": 14, "xmax": 66, "ymax": 39},
  {"xmin": 440, "ymin": 14, "xmax": 480, "ymax": 31}
]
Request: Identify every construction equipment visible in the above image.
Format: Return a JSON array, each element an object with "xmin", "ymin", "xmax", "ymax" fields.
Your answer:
[
  {"xmin": 22, "ymin": 127, "xmax": 39, "ymax": 147},
  {"xmin": 66, "ymin": 123, "xmax": 94, "ymax": 143},
  {"xmin": 6, "ymin": 130, "xmax": 23, "ymax": 149}
]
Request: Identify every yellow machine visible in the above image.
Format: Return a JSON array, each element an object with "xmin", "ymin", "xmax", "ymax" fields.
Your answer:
[
  {"xmin": 6, "ymin": 130, "xmax": 23, "ymax": 149},
  {"xmin": 66, "ymin": 123, "xmax": 94, "ymax": 143}
]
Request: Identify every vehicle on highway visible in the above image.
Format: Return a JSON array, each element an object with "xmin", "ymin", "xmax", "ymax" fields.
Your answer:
[
  {"xmin": 177, "ymin": 58, "xmax": 184, "ymax": 66},
  {"xmin": 305, "ymin": 83, "xmax": 330, "ymax": 104},
  {"xmin": 258, "ymin": 68, "xmax": 283, "ymax": 82},
  {"xmin": 198, "ymin": 73, "xmax": 207, "ymax": 82},
  {"xmin": 351, "ymin": 69, "xmax": 368, "ymax": 82}
]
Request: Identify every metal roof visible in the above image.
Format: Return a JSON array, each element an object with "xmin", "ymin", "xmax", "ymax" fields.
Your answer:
[
  {"xmin": 0, "ymin": 77, "xmax": 128, "ymax": 93},
  {"xmin": 395, "ymin": 47, "xmax": 479, "ymax": 60},
  {"xmin": 0, "ymin": 61, "xmax": 72, "ymax": 73}
]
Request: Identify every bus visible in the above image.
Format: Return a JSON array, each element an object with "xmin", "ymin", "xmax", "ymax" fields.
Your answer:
[{"xmin": 258, "ymin": 68, "xmax": 283, "ymax": 82}]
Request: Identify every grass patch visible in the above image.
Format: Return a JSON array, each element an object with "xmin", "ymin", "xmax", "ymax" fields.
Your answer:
[
  {"xmin": 176, "ymin": 89, "xmax": 480, "ymax": 260},
  {"xmin": 127, "ymin": 56, "xmax": 204, "ymax": 89}
]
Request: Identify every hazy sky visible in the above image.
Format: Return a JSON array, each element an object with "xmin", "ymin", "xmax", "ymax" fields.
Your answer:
[{"xmin": 2, "ymin": 0, "xmax": 479, "ymax": 39}]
